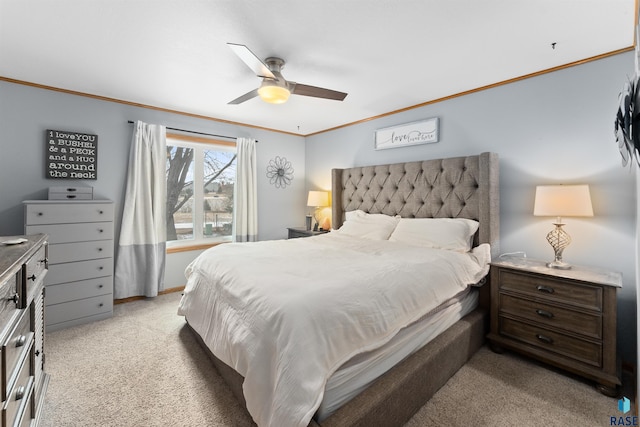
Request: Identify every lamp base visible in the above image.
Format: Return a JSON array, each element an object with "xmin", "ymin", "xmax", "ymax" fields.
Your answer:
[
  {"xmin": 545, "ymin": 221, "xmax": 572, "ymax": 270},
  {"xmin": 546, "ymin": 260, "xmax": 572, "ymax": 270}
]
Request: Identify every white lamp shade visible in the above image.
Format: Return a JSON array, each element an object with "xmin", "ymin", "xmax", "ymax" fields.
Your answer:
[
  {"xmin": 533, "ymin": 185, "xmax": 594, "ymax": 217},
  {"xmin": 307, "ymin": 191, "xmax": 329, "ymax": 207},
  {"xmin": 258, "ymin": 84, "xmax": 290, "ymax": 104}
]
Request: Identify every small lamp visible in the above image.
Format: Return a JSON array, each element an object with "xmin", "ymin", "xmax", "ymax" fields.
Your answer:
[
  {"xmin": 307, "ymin": 191, "xmax": 329, "ymax": 231},
  {"xmin": 533, "ymin": 184, "xmax": 594, "ymax": 269}
]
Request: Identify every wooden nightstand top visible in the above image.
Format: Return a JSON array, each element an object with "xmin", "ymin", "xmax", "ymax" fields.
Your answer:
[
  {"xmin": 287, "ymin": 227, "xmax": 330, "ymax": 238},
  {"xmin": 491, "ymin": 256, "xmax": 622, "ymax": 288}
]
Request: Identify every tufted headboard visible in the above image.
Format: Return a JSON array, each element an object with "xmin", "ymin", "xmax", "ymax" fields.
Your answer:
[{"xmin": 331, "ymin": 152, "xmax": 500, "ymax": 257}]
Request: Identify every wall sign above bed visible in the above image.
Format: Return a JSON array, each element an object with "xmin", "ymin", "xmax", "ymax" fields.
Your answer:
[
  {"xmin": 374, "ymin": 117, "xmax": 439, "ymax": 150},
  {"xmin": 46, "ymin": 129, "xmax": 98, "ymax": 179}
]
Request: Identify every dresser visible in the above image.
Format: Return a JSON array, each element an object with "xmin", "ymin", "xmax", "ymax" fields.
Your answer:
[
  {"xmin": 487, "ymin": 257, "xmax": 621, "ymax": 396},
  {"xmin": 24, "ymin": 200, "xmax": 114, "ymax": 332},
  {"xmin": 0, "ymin": 233, "xmax": 49, "ymax": 426}
]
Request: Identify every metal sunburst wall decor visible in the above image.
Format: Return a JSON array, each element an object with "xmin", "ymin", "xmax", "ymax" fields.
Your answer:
[{"xmin": 266, "ymin": 156, "xmax": 294, "ymax": 188}]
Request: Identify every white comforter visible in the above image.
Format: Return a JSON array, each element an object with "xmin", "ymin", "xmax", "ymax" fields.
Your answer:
[{"xmin": 177, "ymin": 232, "xmax": 490, "ymax": 427}]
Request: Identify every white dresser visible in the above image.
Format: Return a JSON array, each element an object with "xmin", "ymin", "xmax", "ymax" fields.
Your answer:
[{"xmin": 24, "ymin": 200, "xmax": 114, "ymax": 332}]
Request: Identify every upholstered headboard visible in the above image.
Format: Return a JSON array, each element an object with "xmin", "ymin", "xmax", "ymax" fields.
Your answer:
[{"xmin": 331, "ymin": 152, "xmax": 499, "ymax": 257}]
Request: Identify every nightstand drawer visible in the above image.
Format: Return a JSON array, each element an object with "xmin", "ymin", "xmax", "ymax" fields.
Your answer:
[
  {"xmin": 500, "ymin": 294, "xmax": 602, "ymax": 339},
  {"xmin": 499, "ymin": 270, "xmax": 602, "ymax": 311},
  {"xmin": 500, "ymin": 317, "xmax": 602, "ymax": 367}
]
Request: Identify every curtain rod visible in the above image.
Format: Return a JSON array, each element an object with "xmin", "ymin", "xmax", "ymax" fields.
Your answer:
[{"xmin": 127, "ymin": 121, "xmax": 257, "ymax": 142}]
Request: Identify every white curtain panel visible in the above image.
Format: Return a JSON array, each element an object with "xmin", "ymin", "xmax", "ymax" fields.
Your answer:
[
  {"xmin": 114, "ymin": 121, "xmax": 167, "ymax": 298},
  {"xmin": 233, "ymin": 137, "xmax": 258, "ymax": 242}
]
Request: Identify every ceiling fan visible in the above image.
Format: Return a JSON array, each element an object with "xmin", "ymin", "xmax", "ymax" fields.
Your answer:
[{"xmin": 227, "ymin": 43, "xmax": 348, "ymax": 105}]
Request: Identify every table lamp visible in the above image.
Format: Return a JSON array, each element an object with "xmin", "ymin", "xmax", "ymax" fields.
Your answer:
[
  {"xmin": 533, "ymin": 184, "xmax": 593, "ymax": 269},
  {"xmin": 307, "ymin": 191, "xmax": 329, "ymax": 231}
]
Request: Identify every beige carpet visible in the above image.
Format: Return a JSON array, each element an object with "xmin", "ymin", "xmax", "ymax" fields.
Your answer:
[{"xmin": 41, "ymin": 292, "xmax": 632, "ymax": 427}]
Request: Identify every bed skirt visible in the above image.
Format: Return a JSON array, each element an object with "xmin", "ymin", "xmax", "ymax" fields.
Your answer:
[{"xmin": 186, "ymin": 307, "xmax": 487, "ymax": 427}]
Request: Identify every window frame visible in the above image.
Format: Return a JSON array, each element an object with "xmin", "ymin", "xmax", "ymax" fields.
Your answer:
[{"xmin": 165, "ymin": 132, "xmax": 236, "ymax": 252}]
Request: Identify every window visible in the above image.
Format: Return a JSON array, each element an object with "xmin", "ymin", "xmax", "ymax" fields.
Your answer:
[{"xmin": 166, "ymin": 134, "xmax": 236, "ymax": 248}]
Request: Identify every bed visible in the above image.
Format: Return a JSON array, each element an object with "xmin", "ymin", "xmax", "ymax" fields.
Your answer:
[{"xmin": 178, "ymin": 152, "xmax": 499, "ymax": 427}]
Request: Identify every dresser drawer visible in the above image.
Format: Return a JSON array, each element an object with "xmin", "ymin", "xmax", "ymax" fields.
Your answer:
[
  {"xmin": 26, "ymin": 222, "xmax": 114, "ymax": 245},
  {"xmin": 46, "ymin": 258, "xmax": 113, "ymax": 286},
  {"xmin": 500, "ymin": 317, "xmax": 602, "ymax": 367},
  {"xmin": 498, "ymin": 270, "xmax": 602, "ymax": 312},
  {"xmin": 46, "ymin": 294, "xmax": 113, "ymax": 326},
  {"xmin": 500, "ymin": 294, "xmax": 602, "ymax": 339},
  {"xmin": 24, "ymin": 202, "xmax": 113, "ymax": 225},
  {"xmin": 48, "ymin": 240, "xmax": 113, "ymax": 264},
  {"xmin": 2, "ymin": 359, "xmax": 33, "ymax": 427},
  {"xmin": 23, "ymin": 244, "xmax": 47, "ymax": 306},
  {"xmin": 2, "ymin": 310, "xmax": 33, "ymax": 401},
  {"xmin": 0, "ymin": 274, "xmax": 19, "ymax": 329},
  {"xmin": 46, "ymin": 277, "xmax": 112, "ymax": 305},
  {"xmin": 33, "ymin": 290, "xmax": 45, "ymax": 399}
]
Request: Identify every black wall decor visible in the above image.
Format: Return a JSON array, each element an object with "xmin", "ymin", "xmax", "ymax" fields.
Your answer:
[{"xmin": 46, "ymin": 129, "xmax": 98, "ymax": 179}]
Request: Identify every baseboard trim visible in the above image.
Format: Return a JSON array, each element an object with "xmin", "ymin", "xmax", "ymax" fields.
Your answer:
[{"xmin": 113, "ymin": 286, "xmax": 185, "ymax": 305}]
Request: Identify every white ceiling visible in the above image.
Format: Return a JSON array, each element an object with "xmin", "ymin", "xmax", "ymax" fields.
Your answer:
[{"xmin": 0, "ymin": 1, "xmax": 636, "ymax": 135}]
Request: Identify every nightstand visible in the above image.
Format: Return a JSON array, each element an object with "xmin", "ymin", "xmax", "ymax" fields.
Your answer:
[
  {"xmin": 287, "ymin": 227, "xmax": 329, "ymax": 239},
  {"xmin": 487, "ymin": 257, "xmax": 621, "ymax": 396}
]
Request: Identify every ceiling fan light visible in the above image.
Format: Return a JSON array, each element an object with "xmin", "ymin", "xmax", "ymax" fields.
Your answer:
[{"xmin": 258, "ymin": 84, "xmax": 290, "ymax": 104}]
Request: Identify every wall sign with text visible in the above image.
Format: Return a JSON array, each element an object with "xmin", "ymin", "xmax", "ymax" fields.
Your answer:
[
  {"xmin": 46, "ymin": 129, "xmax": 98, "ymax": 179},
  {"xmin": 374, "ymin": 117, "xmax": 439, "ymax": 150}
]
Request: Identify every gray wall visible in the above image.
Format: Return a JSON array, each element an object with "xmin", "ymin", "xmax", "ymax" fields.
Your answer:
[
  {"xmin": 1, "ymin": 51, "xmax": 636, "ymax": 364},
  {"xmin": 306, "ymin": 51, "xmax": 638, "ymax": 364},
  {"xmin": 0, "ymin": 80, "xmax": 306, "ymax": 287}
]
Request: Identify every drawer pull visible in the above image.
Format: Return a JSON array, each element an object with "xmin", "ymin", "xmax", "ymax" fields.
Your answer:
[
  {"xmin": 98, "ymin": 303, "xmax": 104, "ymax": 307},
  {"xmin": 99, "ymin": 210, "xmax": 104, "ymax": 214},
  {"xmin": 35, "ymin": 349, "xmax": 40, "ymax": 357},
  {"xmin": 28, "ymin": 274, "xmax": 36, "ymax": 281},
  {"xmin": 536, "ymin": 285, "xmax": 555, "ymax": 294},
  {"xmin": 536, "ymin": 309, "xmax": 554, "ymax": 318},
  {"xmin": 15, "ymin": 386, "xmax": 25, "ymax": 401},
  {"xmin": 16, "ymin": 335, "xmax": 27, "ymax": 347},
  {"xmin": 98, "ymin": 229, "xmax": 104, "ymax": 233},
  {"xmin": 98, "ymin": 284, "xmax": 104, "ymax": 289},
  {"xmin": 536, "ymin": 334, "xmax": 554, "ymax": 344},
  {"xmin": 98, "ymin": 247, "xmax": 103, "ymax": 252},
  {"xmin": 37, "ymin": 212, "xmax": 43, "ymax": 216},
  {"xmin": 66, "ymin": 188, "xmax": 77, "ymax": 192},
  {"xmin": 7, "ymin": 293, "xmax": 18, "ymax": 304}
]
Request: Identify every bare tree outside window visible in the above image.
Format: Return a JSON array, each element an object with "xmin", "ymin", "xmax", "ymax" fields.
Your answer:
[{"xmin": 166, "ymin": 143, "xmax": 236, "ymax": 242}]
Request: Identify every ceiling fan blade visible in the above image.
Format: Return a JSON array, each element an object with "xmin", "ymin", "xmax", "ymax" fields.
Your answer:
[
  {"xmin": 227, "ymin": 43, "xmax": 276, "ymax": 79},
  {"xmin": 290, "ymin": 83, "xmax": 347, "ymax": 101},
  {"xmin": 228, "ymin": 88, "xmax": 259, "ymax": 105}
]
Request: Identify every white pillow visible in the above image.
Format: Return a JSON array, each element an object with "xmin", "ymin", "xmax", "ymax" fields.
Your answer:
[
  {"xmin": 345, "ymin": 209, "xmax": 365, "ymax": 221},
  {"xmin": 389, "ymin": 218, "xmax": 480, "ymax": 252},
  {"xmin": 338, "ymin": 210, "xmax": 400, "ymax": 240}
]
